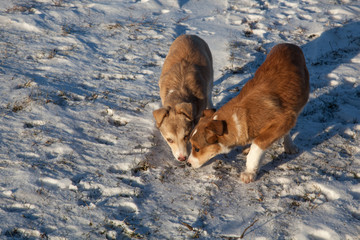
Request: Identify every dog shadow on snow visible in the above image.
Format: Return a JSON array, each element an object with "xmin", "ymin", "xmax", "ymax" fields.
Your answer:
[{"xmin": 210, "ymin": 21, "xmax": 360, "ymax": 178}]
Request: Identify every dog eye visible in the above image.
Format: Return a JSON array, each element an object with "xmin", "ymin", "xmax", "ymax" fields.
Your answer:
[
  {"xmin": 167, "ymin": 138, "xmax": 174, "ymax": 143},
  {"xmin": 194, "ymin": 147, "xmax": 200, "ymax": 153}
]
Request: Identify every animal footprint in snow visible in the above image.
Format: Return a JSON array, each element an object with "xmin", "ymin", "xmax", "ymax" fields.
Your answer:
[
  {"xmin": 24, "ymin": 120, "xmax": 46, "ymax": 128},
  {"xmin": 102, "ymin": 108, "xmax": 129, "ymax": 127},
  {"xmin": 108, "ymin": 116, "xmax": 128, "ymax": 127},
  {"xmin": 39, "ymin": 177, "xmax": 78, "ymax": 190}
]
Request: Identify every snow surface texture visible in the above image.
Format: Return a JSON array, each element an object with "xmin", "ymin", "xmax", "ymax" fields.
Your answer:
[{"xmin": 0, "ymin": 0, "xmax": 359, "ymax": 239}]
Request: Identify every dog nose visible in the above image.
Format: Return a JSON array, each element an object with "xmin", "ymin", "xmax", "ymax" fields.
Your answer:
[{"xmin": 178, "ymin": 155, "xmax": 187, "ymax": 161}]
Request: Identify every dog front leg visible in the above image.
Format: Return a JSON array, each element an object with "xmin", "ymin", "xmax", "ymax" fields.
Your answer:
[{"xmin": 240, "ymin": 143, "xmax": 265, "ymax": 183}]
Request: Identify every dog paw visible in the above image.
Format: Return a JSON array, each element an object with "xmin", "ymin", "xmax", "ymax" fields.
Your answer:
[
  {"xmin": 240, "ymin": 171, "xmax": 256, "ymax": 183},
  {"xmin": 242, "ymin": 146, "xmax": 250, "ymax": 155},
  {"xmin": 284, "ymin": 144, "xmax": 299, "ymax": 154},
  {"xmin": 283, "ymin": 135, "xmax": 299, "ymax": 154}
]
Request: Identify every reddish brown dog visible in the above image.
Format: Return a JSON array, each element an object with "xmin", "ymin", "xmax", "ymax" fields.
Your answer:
[{"xmin": 188, "ymin": 43, "xmax": 309, "ymax": 183}]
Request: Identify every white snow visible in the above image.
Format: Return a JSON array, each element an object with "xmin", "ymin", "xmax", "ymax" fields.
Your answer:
[{"xmin": 0, "ymin": 0, "xmax": 359, "ymax": 239}]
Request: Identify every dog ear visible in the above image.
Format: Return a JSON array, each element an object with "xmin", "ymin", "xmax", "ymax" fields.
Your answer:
[
  {"xmin": 202, "ymin": 109, "xmax": 216, "ymax": 118},
  {"xmin": 153, "ymin": 107, "xmax": 169, "ymax": 128},
  {"xmin": 175, "ymin": 102, "xmax": 193, "ymax": 121},
  {"xmin": 208, "ymin": 120, "xmax": 226, "ymax": 136},
  {"xmin": 205, "ymin": 120, "xmax": 226, "ymax": 144},
  {"xmin": 205, "ymin": 130, "xmax": 218, "ymax": 144}
]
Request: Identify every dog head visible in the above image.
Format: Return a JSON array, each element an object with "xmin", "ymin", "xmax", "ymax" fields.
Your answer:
[
  {"xmin": 153, "ymin": 102, "xmax": 194, "ymax": 161},
  {"xmin": 187, "ymin": 109, "xmax": 228, "ymax": 168}
]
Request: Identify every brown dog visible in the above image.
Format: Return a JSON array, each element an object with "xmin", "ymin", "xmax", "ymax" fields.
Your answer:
[
  {"xmin": 153, "ymin": 35, "xmax": 213, "ymax": 162},
  {"xmin": 188, "ymin": 43, "xmax": 309, "ymax": 183}
]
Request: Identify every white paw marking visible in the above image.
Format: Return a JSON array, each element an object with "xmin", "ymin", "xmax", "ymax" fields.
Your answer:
[
  {"xmin": 240, "ymin": 171, "xmax": 256, "ymax": 183},
  {"xmin": 245, "ymin": 143, "xmax": 265, "ymax": 174}
]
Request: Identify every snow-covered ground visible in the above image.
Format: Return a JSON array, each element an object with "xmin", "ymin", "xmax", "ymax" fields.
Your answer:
[{"xmin": 0, "ymin": 0, "xmax": 359, "ymax": 239}]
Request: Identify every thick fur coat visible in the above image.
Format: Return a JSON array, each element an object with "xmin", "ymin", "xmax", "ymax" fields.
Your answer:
[
  {"xmin": 153, "ymin": 35, "xmax": 213, "ymax": 162},
  {"xmin": 188, "ymin": 43, "xmax": 309, "ymax": 183}
]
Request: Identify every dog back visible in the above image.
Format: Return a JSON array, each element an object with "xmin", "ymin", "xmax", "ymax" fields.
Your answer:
[{"xmin": 159, "ymin": 35, "xmax": 213, "ymax": 116}]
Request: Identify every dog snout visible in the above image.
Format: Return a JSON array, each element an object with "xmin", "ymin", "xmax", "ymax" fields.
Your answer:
[{"xmin": 177, "ymin": 154, "xmax": 187, "ymax": 161}]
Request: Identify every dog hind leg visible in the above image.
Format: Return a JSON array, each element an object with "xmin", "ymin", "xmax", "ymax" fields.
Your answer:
[{"xmin": 283, "ymin": 133, "xmax": 299, "ymax": 154}]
